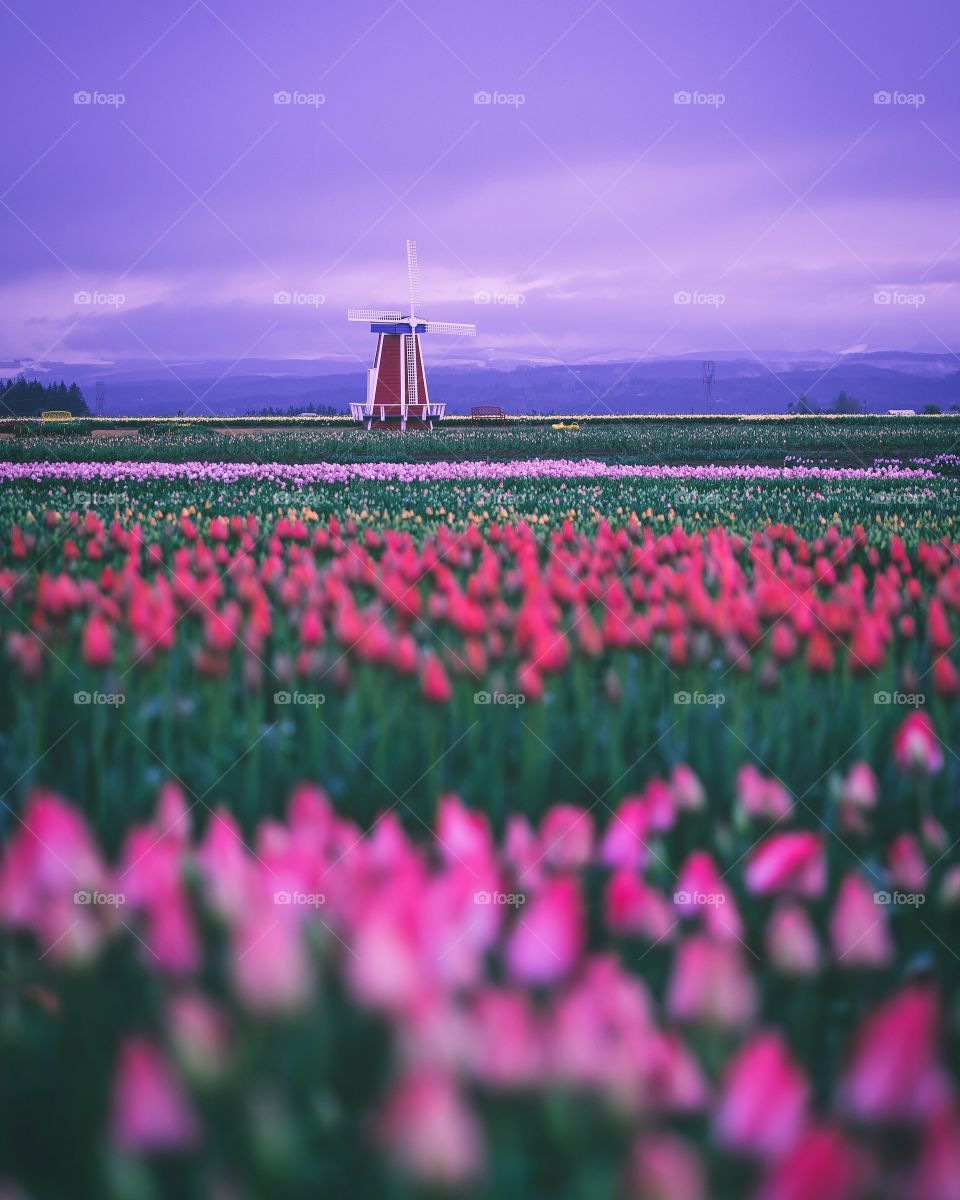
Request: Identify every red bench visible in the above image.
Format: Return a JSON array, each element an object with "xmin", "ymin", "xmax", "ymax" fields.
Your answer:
[{"xmin": 471, "ymin": 406, "xmax": 506, "ymax": 421}]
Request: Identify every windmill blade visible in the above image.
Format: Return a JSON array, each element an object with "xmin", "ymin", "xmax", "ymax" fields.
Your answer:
[
  {"xmin": 348, "ymin": 308, "xmax": 404, "ymax": 322},
  {"xmin": 420, "ymin": 321, "xmax": 476, "ymax": 337},
  {"xmin": 406, "ymin": 240, "xmax": 421, "ymax": 319},
  {"xmin": 404, "ymin": 334, "xmax": 419, "ymax": 409}
]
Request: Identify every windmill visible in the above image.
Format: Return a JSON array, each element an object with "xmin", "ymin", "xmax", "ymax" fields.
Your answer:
[{"xmin": 348, "ymin": 240, "xmax": 476, "ymax": 430}]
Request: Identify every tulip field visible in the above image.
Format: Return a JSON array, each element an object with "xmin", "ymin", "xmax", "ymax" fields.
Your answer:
[{"xmin": 1, "ymin": 438, "xmax": 960, "ymax": 1198}]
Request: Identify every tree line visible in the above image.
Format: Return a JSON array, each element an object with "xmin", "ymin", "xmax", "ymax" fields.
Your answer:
[{"xmin": 1, "ymin": 377, "xmax": 89, "ymax": 417}]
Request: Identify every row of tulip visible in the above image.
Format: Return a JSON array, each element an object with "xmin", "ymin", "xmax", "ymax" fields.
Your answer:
[
  {"xmin": 2, "ymin": 482, "xmax": 959, "ymax": 831},
  {"xmin": 1, "ymin": 468, "xmax": 957, "ymax": 547},
  {"xmin": 0, "ymin": 726, "xmax": 957, "ymax": 1198},
  {"xmin": 4, "ymin": 414, "xmax": 960, "ymax": 464}
]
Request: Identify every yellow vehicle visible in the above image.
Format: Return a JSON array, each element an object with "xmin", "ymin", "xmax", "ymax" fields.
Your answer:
[{"xmin": 551, "ymin": 421, "xmax": 580, "ymax": 430}]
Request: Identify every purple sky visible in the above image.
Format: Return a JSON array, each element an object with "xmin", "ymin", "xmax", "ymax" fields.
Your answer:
[{"xmin": 2, "ymin": 0, "xmax": 959, "ymax": 368}]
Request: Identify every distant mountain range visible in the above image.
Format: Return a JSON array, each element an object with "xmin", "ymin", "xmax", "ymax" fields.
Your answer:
[{"xmin": 3, "ymin": 350, "xmax": 959, "ymax": 416}]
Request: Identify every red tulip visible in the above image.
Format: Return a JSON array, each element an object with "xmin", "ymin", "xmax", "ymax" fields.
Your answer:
[
  {"xmin": 932, "ymin": 654, "xmax": 960, "ymax": 698},
  {"xmin": 420, "ymin": 653, "xmax": 452, "ymax": 704},
  {"xmin": 81, "ymin": 613, "xmax": 113, "ymax": 667}
]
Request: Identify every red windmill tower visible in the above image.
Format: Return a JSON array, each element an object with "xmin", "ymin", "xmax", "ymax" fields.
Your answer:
[{"xmin": 348, "ymin": 240, "xmax": 476, "ymax": 430}]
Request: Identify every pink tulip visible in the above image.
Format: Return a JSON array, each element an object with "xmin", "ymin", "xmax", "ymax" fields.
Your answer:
[
  {"xmin": 549, "ymin": 956, "xmax": 656, "ymax": 1100},
  {"xmin": 0, "ymin": 791, "xmax": 104, "ymax": 918},
  {"xmin": 539, "ymin": 804, "xmax": 594, "ymax": 869},
  {"xmin": 604, "ymin": 870, "xmax": 676, "ymax": 942},
  {"xmin": 469, "ymin": 988, "xmax": 544, "ymax": 1088},
  {"xmin": 755, "ymin": 1125, "xmax": 862, "ymax": 1200},
  {"xmin": 736, "ymin": 764, "xmax": 793, "ymax": 823},
  {"xmin": 503, "ymin": 814, "xmax": 542, "ymax": 885},
  {"xmin": 888, "ymin": 834, "xmax": 926, "ymax": 892},
  {"xmin": 347, "ymin": 902, "xmax": 424, "ymax": 1013},
  {"xmin": 379, "ymin": 1071, "xmax": 484, "ymax": 1187},
  {"xmin": 196, "ymin": 809, "xmax": 253, "ymax": 922},
  {"xmin": 647, "ymin": 1031, "xmax": 710, "ymax": 1114},
  {"xmin": 666, "ymin": 936, "xmax": 757, "ymax": 1029},
  {"xmin": 110, "ymin": 1037, "xmax": 199, "ymax": 1152},
  {"xmin": 940, "ymin": 865, "xmax": 960, "ymax": 907},
  {"xmin": 765, "ymin": 902, "xmax": 821, "ymax": 976},
  {"xmin": 909, "ymin": 1104, "xmax": 960, "ymax": 1200},
  {"xmin": 744, "ymin": 832, "xmax": 825, "ymax": 897},
  {"xmin": 167, "ymin": 993, "xmax": 230, "ymax": 1082},
  {"xmin": 670, "ymin": 764, "xmax": 706, "ymax": 812},
  {"xmin": 892, "ymin": 712, "xmax": 944, "ymax": 775},
  {"xmin": 714, "ymin": 1031, "xmax": 809, "ymax": 1158},
  {"xmin": 505, "ymin": 875, "xmax": 584, "ymax": 985},
  {"xmin": 231, "ymin": 908, "xmax": 312, "ymax": 1015},
  {"xmin": 644, "ymin": 779, "xmax": 677, "ymax": 832},
  {"xmin": 435, "ymin": 794, "xmax": 494, "ymax": 872},
  {"xmin": 840, "ymin": 986, "xmax": 950, "ymax": 1122},
  {"xmin": 599, "ymin": 798, "xmax": 650, "ymax": 871},
  {"xmin": 829, "ymin": 873, "xmax": 894, "ymax": 968},
  {"xmin": 839, "ymin": 761, "xmax": 878, "ymax": 810},
  {"xmin": 625, "ymin": 1133, "xmax": 706, "ymax": 1200}
]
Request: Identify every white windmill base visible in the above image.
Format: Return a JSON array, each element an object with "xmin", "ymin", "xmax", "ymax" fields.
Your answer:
[{"xmin": 349, "ymin": 400, "xmax": 447, "ymax": 431}]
